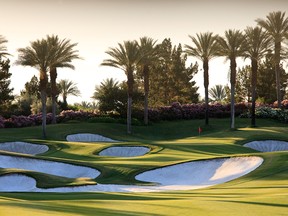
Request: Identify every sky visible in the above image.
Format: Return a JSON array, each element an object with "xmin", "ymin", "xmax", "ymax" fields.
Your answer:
[{"xmin": 1, "ymin": 0, "xmax": 288, "ymax": 104}]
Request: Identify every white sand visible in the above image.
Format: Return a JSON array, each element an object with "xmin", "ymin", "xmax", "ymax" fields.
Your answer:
[
  {"xmin": 66, "ymin": 133, "xmax": 119, "ymax": 142},
  {"xmin": 0, "ymin": 155, "xmax": 100, "ymax": 179},
  {"xmin": 0, "ymin": 156, "xmax": 263, "ymax": 193},
  {"xmin": 99, "ymin": 146, "xmax": 150, "ymax": 157},
  {"xmin": 244, "ymin": 140, "xmax": 288, "ymax": 152},
  {"xmin": 0, "ymin": 142, "xmax": 49, "ymax": 155}
]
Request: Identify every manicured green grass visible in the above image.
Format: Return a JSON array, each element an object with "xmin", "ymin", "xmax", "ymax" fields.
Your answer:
[{"xmin": 0, "ymin": 118, "xmax": 287, "ymax": 215}]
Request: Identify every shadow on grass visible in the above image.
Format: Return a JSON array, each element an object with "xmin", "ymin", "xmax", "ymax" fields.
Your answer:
[
  {"xmin": 0, "ymin": 201, "xmax": 163, "ymax": 216},
  {"xmin": 219, "ymin": 200, "xmax": 288, "ymax": 208}
]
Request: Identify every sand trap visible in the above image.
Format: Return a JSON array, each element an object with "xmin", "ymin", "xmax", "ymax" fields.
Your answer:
[
  {"xmin": 99, "ymin": 146, "xmax": 150, "ymax": 157},
  {"xmin": 0, "ymin": 156, "xmax": 263, "ymax": 192},
  {"xmin": 0, "ymin": 155, "xmax": 100, "ymax": 178},
  {"xmin": 66, "ymin": 133, "xmax": 118, "ymax": 142},
  {"xmin": 244, "ymin": 140, "xmax": 288, "ymax": 152},
  {"xmin": 0, "ymin": 142, "xmax": 49, "ymax": 155}
]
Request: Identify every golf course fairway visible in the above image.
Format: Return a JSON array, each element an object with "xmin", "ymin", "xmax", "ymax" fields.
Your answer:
[{"xmin": 0, "ymin": 118, "xmax": 287, "ymax": 215}]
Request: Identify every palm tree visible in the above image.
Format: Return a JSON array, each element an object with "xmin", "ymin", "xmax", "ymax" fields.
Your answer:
[
  {"xmin": 243, "ymin": 26, "xmax": 272, "ymax": 127},
  {"xmin": 16, "ymin": 39, "xmax": 52, "ymax": 138},
  {"xmin": 0, "ymin": 35, "xmax": 9, "ymax": 58},
  {"xmin": 58, "ymin": 79, "xmax": 81, "ymax": 109},
  {"xmin": 209, "ymin": 85, "xmax": 227, "ymax": 102},
  {"xmin": 218, "ymin": 29, "xmax": 246, "ymax": 129},
  {"xmin": 184, "ymin": 32, "xmax": 219, "ymax": 125},
  {"xmin": 46, "ymin": 35, "xmax": 80, "ymax": 123},
  {"xmin": 256, "ymin": 11, "xmax": 288, "ymax": 108},
  {"xmin": 137, "ymin": 37, "xmax": 158, "ymax": 125},
  {"xmin": 101, "ymin": 40, "xmax": 140, "ymax": 134}
]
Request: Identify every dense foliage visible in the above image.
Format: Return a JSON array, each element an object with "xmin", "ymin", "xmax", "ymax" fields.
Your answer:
[{"xmin": 0, "ymin": 58, "xmax": 14, "ymax": 117}]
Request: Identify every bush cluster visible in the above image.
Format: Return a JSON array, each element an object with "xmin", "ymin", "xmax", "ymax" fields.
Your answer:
[
  {"xmin": 146, "ymin": 102, "xmax": 249, "ymax": 121},
  {"xmin": 5, "ymin": 101, "xmax": 288, "ymax": 129},
  {"xmin": 240, "ymin": 106, "xmax": 288, "ymax": 123}
]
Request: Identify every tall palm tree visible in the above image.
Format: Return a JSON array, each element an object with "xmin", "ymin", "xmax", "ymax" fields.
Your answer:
[
  {"xmin": 101, "ymin": 40, "xmax": 140, "ymax": 134},
  {"xmin": 218, "ymin": 29, "xmax": 246, "ymax": 129},
  {"xmin": 256, "ymin": 11, "xmax": 288, "ymax": 108},
  {"xmin": 209, "ymin": 84, "xmax": 227, "ymax": 102},
  {"xmin": 16, "ymin": 39, "xmax": 52, "ymax": 138},
  {"xmin": 58, "ymin": 79, "xmax": 81, "ymax": 109},
  {"xmin": 137, "ymin": 37, "xmax": 158, "ymax": 125},
  {"xmin": 46, "ymin": 35, "xmax": 80, "ymax": 123},
  {"xmin": 0, "ymin": 35, "xmax": 9, "ymax": 58},
  {"xmin": 243, "ymin": 26, "xmax": 272, "ymax": 127},
  {"xmin": 184, "ymin": 32, "xmax": 219, "ymax": 125}
]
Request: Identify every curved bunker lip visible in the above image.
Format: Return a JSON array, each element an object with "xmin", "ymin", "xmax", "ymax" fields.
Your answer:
[
  {"xmin": 0, "ymin": 142, "xmax": 49, "ymax": 155},
  {"xmin": 98, "ymin": 146, "xmax": 150, "ymax": 157},
  {"xmin": 0, "ymin": 154, "xmax": 100, "ymax": 179},
  {"xmin": 244, "ymin": 140, "xmax": 288, "ymax": 152},
  {"xmin": 66, "ymin": 133, "xmax": 119, "ymax": 142},
  {"xmin": 0, "ymin": 156, "xmax": 263, "ymax": 193}
]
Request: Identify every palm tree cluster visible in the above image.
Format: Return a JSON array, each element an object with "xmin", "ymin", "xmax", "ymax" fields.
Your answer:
[
  {"xmin": 16, "ymin": 35, "xmax": 80, "ymax": 138},
  {"xmin": 102, "ymin": 37, "xmax": 158, "ymax": 134},
  {"xmin": 0, "ymin": 11, "xmax": 287, "ymax": 137},
  {"xmin": 184, "ymin": 11, "xmax": 288, "ymax": 129}
]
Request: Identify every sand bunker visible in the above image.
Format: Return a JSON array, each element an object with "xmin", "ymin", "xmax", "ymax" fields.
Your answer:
[
  {"xmin": 0, "ymin": 155, "xmax": 100, "ymax": 178},
  {"xmin": 66, "ymin": 133, "xmax": 118, "ymax": 142},
  {"xmin": 0, "ymin": 142, "xmax": 49, "ymax": 155},
  {"xmin": 244, "ymin": 140, "xmax": 288, "ymax": 152},
  {"xmin": 99, "ymin": 146, "xmax": 150, "ymax": 157},
  {"xmin": 0, "ymin": 156, "xmax": 263, "ymax": 192}
]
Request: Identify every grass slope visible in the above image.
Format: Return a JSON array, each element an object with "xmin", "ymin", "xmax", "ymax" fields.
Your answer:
[{"xmin": 0, "ymin": 118, "xmax": 287, "ymax": 215}]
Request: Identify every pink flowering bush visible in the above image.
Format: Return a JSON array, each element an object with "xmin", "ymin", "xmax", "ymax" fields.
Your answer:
[
  {"xmin": 57, "ymin": 110, "xmax": 100, "ymax": 123},
  {"xmin": 147, "ymin": 102, "xmax": 249, "ymax": 121}
]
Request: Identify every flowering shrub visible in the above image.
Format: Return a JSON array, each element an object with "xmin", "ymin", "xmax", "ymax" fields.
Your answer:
[
  {"xmin": 6, "ymin": 100, "xmax": 288, "ymax": 129},
  {"xmin": 0, "ymin": 116, "xmax": 5, "ymax": 128},
  {"xmin": 57, "ymin": 110, "xmax": 100, "ymax": 123},
  {"xmin": 148, "ymin": 102, "xmax": 249, "ymax": 121}
]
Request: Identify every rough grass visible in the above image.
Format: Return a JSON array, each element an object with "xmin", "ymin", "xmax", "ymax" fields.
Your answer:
[{"xmin": 0, "ymin": 118, "xmax": 287, "ymax": 215}]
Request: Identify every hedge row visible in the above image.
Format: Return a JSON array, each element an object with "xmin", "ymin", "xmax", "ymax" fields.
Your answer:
[{"xmin": 0, "ymin": 103, "xmax": 250, "ymax": 128}]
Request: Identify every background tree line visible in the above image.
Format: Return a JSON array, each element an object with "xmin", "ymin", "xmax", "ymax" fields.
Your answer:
[{"xmin": 0, "ymin": 11, "xmax": 288, "ymax": 136}]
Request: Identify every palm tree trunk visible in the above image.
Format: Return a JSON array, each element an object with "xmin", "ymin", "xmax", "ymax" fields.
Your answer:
[
  {"xmin": 50, "ymin": 68, "xmax": 57, "ymax": 124},
  {"xmin": 62, "ymin": 94, "xmax": 68, "ymax": 110},
  {"xmin": 275, "ymin": 41, "xmax": 281, "ymax": 108},
  {"xmin": 143, "ymin": 65, "xmax": 149, "ymax": 125},
  {"xmin": 39, "ymin": 70, "xmax": 48, "ymax": 138},
  {"xmin": 230, "ymin": 58, "xmax": 237, "ymax": 129},
  {"xmin": 251, "ymin": 59, "xmax": 258, "ymax": 127},
  {"xmin": 127, "ymin": 68, "xmax": 134, "ymax": 134},
  {"xmin": 203, "ymin": 60, "xmax": 209, "ymax": 125}
]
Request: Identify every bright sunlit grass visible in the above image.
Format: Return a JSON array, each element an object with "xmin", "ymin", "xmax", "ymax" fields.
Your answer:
[{"xmin": 0, "ymin": 118, "xmax": 287, "ymax": 215}]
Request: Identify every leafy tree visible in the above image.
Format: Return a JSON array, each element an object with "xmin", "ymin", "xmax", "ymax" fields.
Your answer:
[
  {"xmin": 218, "ymin": 29, "xmax": 246, "ymax": 129},
  {"xmin": 185, "ymin": 32, "xmax": 219, "ymax": 125},
  {"xmin": 47, "ymin": 35, "xmax": 80, "ymax": 124},
  {"xmin": 17, "ymin": 75, "xmax": 40, "ymax": 115},
  {"xmin": 257, "ymin": 52, "xmax": 288, "ymax": 104},
  {"xmin": 209, "ymin": 85, "xmax": 227, "ymax": 103},
  {"xmin": 243, "ymin": 26, "xmax": 272, "ymax": 126},
  {"xmin": 257, "ymin": 11, "xmax": 288, "ymax": 107},
  {"xmin": 149, "ymin": 39, "xmax": 199, "ymax": 106},
  {"xmin": 137, "ymin": 37, "xmax": 158, "ymax": 125},
  {"xmin": 0, "ymin": 58, "xmax": 14, "ymax": 116},
  {"xmin": 58, "ymin": 79, "xmax": 81, "ymax": 110},
  {"xmin": 101, "ymin": 40, "xmax": 140, "ymax": 134},
  {"xmin": 16, "ymin": 39, "xmax": 51, "ymax": 138},
  {"xmin": 234, "ymin": 66, "xmax": 252, "ymax": 103}
]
